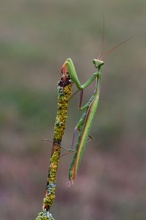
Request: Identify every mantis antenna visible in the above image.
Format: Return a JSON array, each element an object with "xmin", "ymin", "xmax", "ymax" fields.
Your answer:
[{"xmin": 100, "ymin": 37, "xmax": 132, "ymax": 60}]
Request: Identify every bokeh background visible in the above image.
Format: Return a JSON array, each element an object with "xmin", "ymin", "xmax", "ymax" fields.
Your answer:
[{"xmin": 0, "ymin": 0, "xmax": 146, "ymax": 220}]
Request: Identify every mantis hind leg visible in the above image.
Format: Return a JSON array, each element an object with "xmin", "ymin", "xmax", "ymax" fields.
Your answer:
[
  {"xmin": 70, "ymin": 88, "xmax": 96, "ymax": 150},
  {"xmin": 70, "ymin": 112, "xmax": 86, "ymax": 150}
]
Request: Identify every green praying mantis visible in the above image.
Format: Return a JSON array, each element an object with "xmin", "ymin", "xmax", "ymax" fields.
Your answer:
[
  {"xmin": 61, "ymin": 38, "xmax": 131, "ymax": 185},
  {"xmin": 61, "ymin": 58, "xmax": 103, "ymax": 184}
]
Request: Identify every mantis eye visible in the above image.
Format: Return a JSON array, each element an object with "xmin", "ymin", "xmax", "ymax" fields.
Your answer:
[{"xmin": 93, "ymin": 59, "xmax": 104, "ymax": 68}]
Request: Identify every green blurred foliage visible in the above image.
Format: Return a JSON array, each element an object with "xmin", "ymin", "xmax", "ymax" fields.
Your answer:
[{"xmin": 0, "ymin": 0, "xmax": 146, "ymax": 220}]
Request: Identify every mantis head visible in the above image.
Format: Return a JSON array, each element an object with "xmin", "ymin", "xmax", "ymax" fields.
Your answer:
[{"xmin": 93, "ymin": 59, "xmax": 104, "ymax": 69}]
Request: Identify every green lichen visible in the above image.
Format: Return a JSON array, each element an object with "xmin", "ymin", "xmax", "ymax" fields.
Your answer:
[{"xmin": 35, "ymin": 210, "xmax": 55, "ymax": 220}]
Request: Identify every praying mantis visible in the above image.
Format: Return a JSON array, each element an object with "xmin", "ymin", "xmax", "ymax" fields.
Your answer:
[
  {"xmin": 61, "ymin": 58, "xmax": 103, "ymax": 184},
  {"xmin": 61, "ymin": 38, "xmax": 131, "ymax": 184}
]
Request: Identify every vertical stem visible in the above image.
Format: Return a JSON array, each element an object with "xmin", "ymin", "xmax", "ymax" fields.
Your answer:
[
  {"xmin": 36, "ymin": 73, "xmax": 73, "ymax": 220},
  {"xmin": 43, "ymin": 74, "xmax": 72, "ymax": 211}
]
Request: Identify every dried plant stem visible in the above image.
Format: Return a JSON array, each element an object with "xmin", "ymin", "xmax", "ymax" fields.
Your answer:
[{"xmin": 36, "ymin": 72, "xmax": 73, "ymax": 220}]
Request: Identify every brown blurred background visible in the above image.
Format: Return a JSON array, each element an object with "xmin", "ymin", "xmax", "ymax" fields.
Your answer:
[{"xmin": 0, "ymin": 0, "xmax": 146, "ymax": 220}]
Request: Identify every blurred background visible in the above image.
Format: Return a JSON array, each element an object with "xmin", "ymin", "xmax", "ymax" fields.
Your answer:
[{"xmin": 0, "ymin": 0, "xmax": 146, "ymax": 219}]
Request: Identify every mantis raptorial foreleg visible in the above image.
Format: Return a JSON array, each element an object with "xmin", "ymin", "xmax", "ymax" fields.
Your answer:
[{"xmin": 62, "ymin": 58, "xmax": 103, "ymax": 90}]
